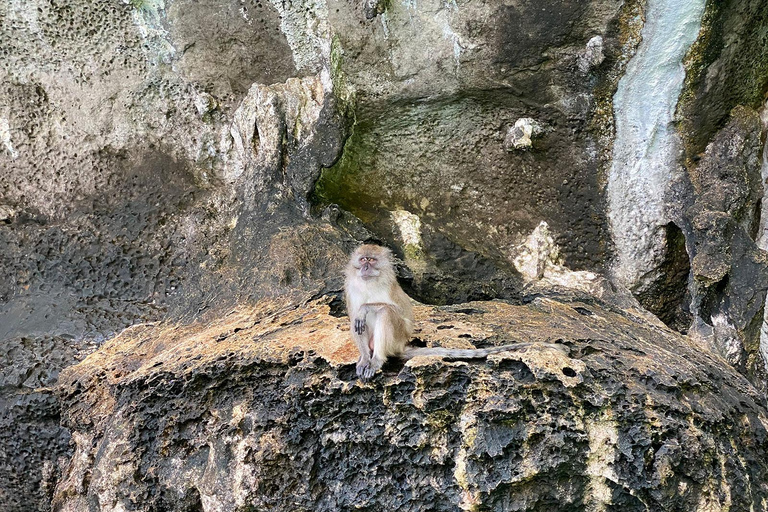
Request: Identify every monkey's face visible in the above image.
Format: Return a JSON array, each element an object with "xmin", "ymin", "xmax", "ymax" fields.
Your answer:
[
  {"xmin": 351, "ymin": 245, "xmax": 390, "ymax": 280},
  {"xmin": 356, "ymin": 254, "xmax": 381, "ymax": 279}
]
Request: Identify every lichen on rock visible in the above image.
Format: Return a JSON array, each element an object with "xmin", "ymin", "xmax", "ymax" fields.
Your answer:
[{"xmin": 52, "ymin": 296, "xmax": 768, "ymax": 511}]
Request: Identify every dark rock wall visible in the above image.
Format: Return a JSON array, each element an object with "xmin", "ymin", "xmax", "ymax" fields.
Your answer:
[
  {"xmin": 678, "ymin": 0, "xmax": 768, "ymax": 156},
  {"xmin": 683, "ymin": 108, "xmax": 768, "ymax": 390},
  {"xmin": 316, "ymin": 0, "xmax": 637, "ymax": 273},
  {"xmin": 675, "ymin": 0, "xmax": 768, "ymax": 395}
]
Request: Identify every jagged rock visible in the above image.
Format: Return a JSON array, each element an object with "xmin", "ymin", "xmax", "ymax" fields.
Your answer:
[
  {"xmin": 3, "ymin": 0, "xmax": 768, "ymax": 508},
  {"xmin": 578, "ymin": 35, "xmax": 605, "ymax": 73},
  {"xmin": 686, "ymin": 107, "xmax": 768, "ymax": 389},
  {"xmin": 503, "ymin": 118, "xmax": 544, "ymax": 151},
  {"xmin": 53, "ymin": 296, "xmax": 768, "ymax": 511},
  {"xmin": 0, "ymin": 0, "xmax": 347, "ymax": 505}
]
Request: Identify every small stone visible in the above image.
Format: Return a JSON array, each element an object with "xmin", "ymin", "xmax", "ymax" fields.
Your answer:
[
  {"xmin": 0, "ymin": 205, "xmax": 15, "ymax": 222},
  {"xmin": 194, "ymin": 92, "xmax": 218, "ymax": 117},
  {"xmin": 578, "ymin": 35, "xmax": 604, "ymax": 73},
  {"xmin": 504, "ymin": 118, "xmax": 541, "ymax": 151}
]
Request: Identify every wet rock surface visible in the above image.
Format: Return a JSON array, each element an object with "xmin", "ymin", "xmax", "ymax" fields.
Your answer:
[{"xmin": 54, "ymin": 296, "xmax": 768, "ymax": 511}]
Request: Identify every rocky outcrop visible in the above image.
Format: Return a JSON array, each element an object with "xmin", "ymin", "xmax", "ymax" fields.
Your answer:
[
  {"xmin": 2, "ymin": 0, "xmax": 768, "ymax": 509},
  {"xmin": 316, "ymin": 0, "xmax": 636, "ymax": 275},
  {"xmin": 686, "ymin": 107, "xmax": 768, "ymax": 389},
  {"xmin": 53, "ymin": 296, "xmax": 768, "ymax": 511}
]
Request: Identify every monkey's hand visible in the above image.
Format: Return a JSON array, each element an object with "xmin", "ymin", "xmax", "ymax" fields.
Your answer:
[{"xmin": 354, "ymin": 317, "xmax": 367, "ymax": 335}]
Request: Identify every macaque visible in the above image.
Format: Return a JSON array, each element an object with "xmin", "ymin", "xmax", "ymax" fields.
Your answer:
[{"xmin": 344, "ymin": 244, "xmax": 564, "ymax": 381}]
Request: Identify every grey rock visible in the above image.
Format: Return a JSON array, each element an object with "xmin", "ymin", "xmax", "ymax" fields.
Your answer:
[
  {"xmin": 52, "ymin": 297, "xmax": 768, "ymax": 512},
  {"xmin": 686, "ymin": 107, "xmax": 768, "ymax": 389},
  {"xmin": 503, "ymin": 118, "xmax": 544, "ymax": 151},
  {"xmin": 316, "ymin": 0, "xmax": 627, "ymax": 272},
  {"xmin": 578, "ymin": 35, "xmax": 605, "ymax": 73},
  {"xmin": 1, "ymin": 0, "xmax": 768, "ymax": 508}
]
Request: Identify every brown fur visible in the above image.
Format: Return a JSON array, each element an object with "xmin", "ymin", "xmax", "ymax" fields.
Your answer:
[{"xmin": 345, "ymin": 244, "xmax": 414, "ymax": 380}]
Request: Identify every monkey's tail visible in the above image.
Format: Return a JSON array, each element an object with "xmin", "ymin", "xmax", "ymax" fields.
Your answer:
[{"xmin": 401, "ymin": 342, "xmax": 567, "ymax": 360}]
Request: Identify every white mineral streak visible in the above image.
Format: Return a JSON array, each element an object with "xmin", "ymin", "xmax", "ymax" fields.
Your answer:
[
  {"xmin": 436, "ymin": 0, "xmax": 465, "ymax": 74},
  {"xmin": 0, "ymin": 117, "xmax": 18, "ymax": 159},
  {"xmin": 756, "ymin": 101, "xmax": 768, "ymax": 372},
  {"xmin": 454, "ymin": 410, "xmax": 481, "ymax": 511},
  {"xmin": 607, "ymin": 0, "xmax": 705, "ymax": 290},
  {"xmin": 268, "ymin": 0, "xmax": 332, "ymax": 73},
  {"xmin": 391, "ymin": 210, "xmax": 423, "ymax": 248},
  {"xmin": 128, "ymin": 0, "xmax": 176, "ymax": 63},
  {"xmin": 584, "ymin": 419, "xmax": 619, "ymax": 512}
]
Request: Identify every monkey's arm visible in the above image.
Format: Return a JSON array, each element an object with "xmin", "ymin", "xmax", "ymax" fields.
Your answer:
[{"xmin": 353, "ymin": 302, "xmax": 406, "ymax": 334}]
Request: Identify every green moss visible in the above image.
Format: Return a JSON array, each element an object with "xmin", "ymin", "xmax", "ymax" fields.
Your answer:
[
  {"xmin": 403, "ymin": 242, "xmax": 424, "ymax": 263},
  {"xmin": 129, "ymin": 0, "xmax": 158, "ymax": 13},
  {"xmin": 426, "ymin": 409, "xmax": 455, "ymax": 430},
  {"xmin": 587, "ymin": 0, "xmax": 647, "ymax": 183},
  {"xmin": 329, "ymin": 35, "xmax": 356, "ymax": 118},
  {"xmin": 313, "ymin": 118, "xmax": 385, "ymax": 222},
  {"xmin": 677, "ymin": 0, "xmax": 768, "ymax": 158}
]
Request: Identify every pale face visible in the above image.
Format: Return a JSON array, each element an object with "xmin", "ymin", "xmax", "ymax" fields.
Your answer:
[{"xmin": 352, "ymin": 245, "xmax": 389, "ymax": 279}]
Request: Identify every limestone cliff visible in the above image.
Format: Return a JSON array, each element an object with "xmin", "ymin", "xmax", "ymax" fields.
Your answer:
[{"xmin": 1, "ymin": 0, "xmax": 768, "ymax": 510}]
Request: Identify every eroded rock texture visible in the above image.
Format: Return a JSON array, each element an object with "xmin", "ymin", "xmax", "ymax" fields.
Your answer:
[
  {"xmin": 2, "ymin": 0, "xmax": 768, "ymax": 509},
  {"xmin": 54, "ymin": 297, "xmax": 768, "ymax": 511},
  {"xmin": 687, "ymin": 107, "xmax": 768, "ymax": 387},
  {"xmin": 316, "ymin": 0, "xmax": 631, "ymax": 273}
]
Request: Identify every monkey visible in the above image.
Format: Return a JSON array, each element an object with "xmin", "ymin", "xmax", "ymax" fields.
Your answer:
[
  {"xmin": 344, "ymin": 243, "xmax": 414, "ymax": 380},
  {"xmin": 344, "ymin": 243, "xmax": 566, "ymax": 381}
]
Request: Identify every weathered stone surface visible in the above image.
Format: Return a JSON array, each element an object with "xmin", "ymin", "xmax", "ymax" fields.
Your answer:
[
  {"xmin": 166, "ymin": 0, "xmax": 299, "ymax": 97},
  {"xmin": 678, "ymin": 0, "xmax": 768, "ymax": 156},
  {"xmin": 0, "ymin": 335, "xmax": 89, "ymax": 512},
  {"xmin": 315, "ymin": 0, "xmax": 638, "ymax": 272},
  {"xmin": 2, "ymin": 0, "xmax": 768, "ymax": 508},
  {"xmin": 685, "ymin": 107, "xmax": 768, "ymax": 391},
  {"xmin": 54, "ymin": 296, "xmax": 768, "ymax": 511},
  {"xmin": 0, "ymin": 0, "xmax": 347, "ymax": 505}
]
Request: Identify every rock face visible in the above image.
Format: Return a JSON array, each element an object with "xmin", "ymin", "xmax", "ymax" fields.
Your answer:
[
  {"xmin": 686, "ymin": 107, "xmax": 768, "ymax": 388},
  {"xmin": 316, "ymin": 0, "xmax": 630, "ymax": 273},
  {"xmin": 2, "ymin": 0, "xmax": 768, "ymax": 509},
  {"xmin": 54, "ymin": 297, "xmax": 768, "ymax": 511}
]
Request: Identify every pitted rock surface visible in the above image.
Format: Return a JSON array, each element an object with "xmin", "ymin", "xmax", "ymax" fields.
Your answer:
[
  {"xmin": 54, "ymin": 297, "xmax": 768, "ymax": 511},
  {"xmin": 3, "ymin": 0, "xmax": 768, "ymax": 508}
]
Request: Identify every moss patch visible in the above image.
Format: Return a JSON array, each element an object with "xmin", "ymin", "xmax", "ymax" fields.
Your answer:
[{"xmin": 677, "ymin": 0, "xmax": 768, "ymax": 159}]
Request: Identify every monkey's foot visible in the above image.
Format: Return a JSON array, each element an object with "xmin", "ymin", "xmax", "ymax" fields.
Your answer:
[
  {"xmin": 359, "ymin": 359, "xmax": 383, "ymax": 381},
  {"xmin": 356, "ymin": 358, "xmax": 371, "ymax": 379}
]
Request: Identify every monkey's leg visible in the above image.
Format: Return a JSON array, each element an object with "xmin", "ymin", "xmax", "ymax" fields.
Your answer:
[
  {"xmin": 352, "ymin": 325, "xmax": 373, "ymax": 378},
  {"xmin": 351, "ymin": 306, "xmax": 373, "ymax": 378},
  {"xmin": 360, "ymin": 306, "xmax": 403, "ymax": 381}
]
